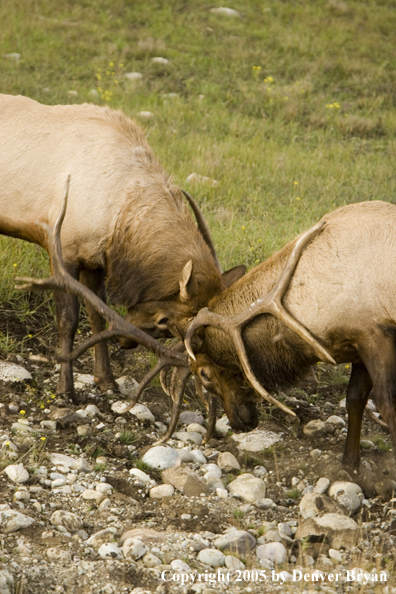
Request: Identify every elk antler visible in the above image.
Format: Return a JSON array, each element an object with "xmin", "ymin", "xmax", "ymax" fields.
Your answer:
[
  {"xmin": 185, "ymin": 220, "xmax": 336, "ymax": 417},
  {"xmin": 15, "ymin": 175, "xmax": 188, "ymax": 369},
  {"xmin": 182, "ymin": 190, "xmax": 222, "ymax": 272},
  {"xmin": 133, "ymin": 341, "xmax": 218, "ymax": 444}
]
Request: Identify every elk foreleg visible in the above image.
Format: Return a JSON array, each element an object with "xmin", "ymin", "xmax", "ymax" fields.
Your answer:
[
  {"xmin": 342, "ymin": 362, "xmax": 372, "ymax": 469},
  {"xmin": 79, "ymin": 269, "xmax": 115, "ymax": 391},
  {"xmin": 53, "ymin": 262, "xmax": 79, "ymax": 403}
]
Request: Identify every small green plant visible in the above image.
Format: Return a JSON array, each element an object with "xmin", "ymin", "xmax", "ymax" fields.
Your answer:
[
  {"xmin": 94, "ymin": 463, "xmax": 107, "ymax": 472},
  {"xmin": 92, "ymin": 446, "xmax": 106, "ymax": 459},
  {"xmin": 233, "ymin": 509, "xmax": 245, "ymax": 520},
  {"xmin": 134, "ymin": 459, "xmax": 150, "ymax": 472},
  {"xmin": 67, "ymin": 443, "xmax": 80, "ymax": 455},
  {"xmin": 119, "ymin": 430, "xmax": 136, "ymax": 445},
  {"xmin": 372, "ymin": 435, "xmax": 392, "ymax": 452},
  {"xmin": 287, "ymin": 488, "xmax": 301, "ymax": 500}
]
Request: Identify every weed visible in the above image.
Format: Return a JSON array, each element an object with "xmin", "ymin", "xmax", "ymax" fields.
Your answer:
[
  {"xmin": 118, "ymin": 431, "xmax": 136, "ymax": 445},
  {"xmin": 287, "ymin": 489, "xmax": 301, "ymax": 500},
  {"xmin": 233, "ymin": 509, "xmax": 245, "ymax": 520},
  {"xmin": 134, "ymin": 459, "xmax": 150, "ymax": 472},
  {"xmin": 372, "ymin": 435, "xmax": 392, "ymax": 452},
  {"xmin": 94, "ymin": 463, "xmax": 107, "ymax": 472}
]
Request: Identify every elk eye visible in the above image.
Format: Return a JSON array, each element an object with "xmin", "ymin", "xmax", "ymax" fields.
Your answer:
[
  {"xmin": 157, "ymin": 317, "xmax": 168, "ymax": 326},
  {"xmin": 200, "ymin": 369, "xmax": 211, "ymax": 382}
]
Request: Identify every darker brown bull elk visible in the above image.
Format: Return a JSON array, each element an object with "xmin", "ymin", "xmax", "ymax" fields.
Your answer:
[{"xmin": 182, "ymin": 201, "xmax": 396, "ymax": 468}]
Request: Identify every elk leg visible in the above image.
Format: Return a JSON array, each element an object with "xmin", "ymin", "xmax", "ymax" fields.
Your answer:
[
  {"xmin": 79, "ymin": 269, "xmax": 115, "ymax": 390},
  {"xmin": 342, "ymin": 362, "xmax": 372, "ymax": 468},
  {"xmin": 53, "ymin": 262, "xmax": 79, "ymax": 403},
  {"xmin": 359, "ymin": 334, "xmax": 396, "ymax": 457}
]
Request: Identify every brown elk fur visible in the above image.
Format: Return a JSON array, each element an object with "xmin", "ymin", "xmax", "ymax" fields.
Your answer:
[
  {"xmin": 0, "ymin": 94, "xmax": 230, "ymax": 401},
  {"xmin": 187, "ymin": 201, "xmax": 396, "ymax": 467}
]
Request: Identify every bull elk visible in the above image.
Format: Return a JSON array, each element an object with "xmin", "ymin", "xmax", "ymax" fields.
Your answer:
[
  {"xmin": 179, "ymin": 201, "xmax": 396, "ymax": 468},
  {"xmin": 0, "ymin": 94, "xmax": 244, "ymax": 402}
]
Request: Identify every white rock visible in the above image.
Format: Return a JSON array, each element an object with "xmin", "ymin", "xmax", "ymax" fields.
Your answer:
[
  {"xmin": 231, "ymin": 429, "xmax": 283, "ymax": 452},
  {"xmin": 218, "ymin": 452, "xmax": 241, "ymax": 472},
  {"xmin": 86, "ymin": 527, "xmax": 118, "ymax": 547},
  {"xmin": 227, "ymin": 473, "xmax": 266, "ymax": 503},
  {"xmin": 214, "ymin": 530, "xmax": 256, "ymax": 554},
  {"xmin": 49, "ymin": 453, "xmax": 78, "ymax": 470},
  {"xmin": 50, "ymin": 511, "xmax": 83, "ymax": 533},
  {"xmin": 151, "ymin": 57, "xmax": 170, "ymax": 65},
  {"xmin": 0, "ymin": 569, "xmax": 14, "ymax": 594},
  {"xmin": 51, "ymin": 478, "xmax": 67, "ymax": 488},
  {"xmin": 329, "ymin": 548, "xmax": 343, "ymax": 564},
  {"xmin": 180, "ymin": 449, "xmax": 207, "ymax": 464},
  {"xmin": 47, "ymin": 547, "xmax": 71, "ymax": 562},
  {"xmin": 4, "ymin": 464, "xmax": 29, "ymax": 484},
  {"xmin": 171, "ymin": 559, "xmax": 191, "ymax": 572},
  {"xmin": 314, "ymin": 478, "xmax": 330, "ymax": 494},
  {"xmin": 88, "ymin": 89, "xmax": 100, "ymax": 100},
  {"xmin": 81, "ymin": 489, "xmax": 106, "ymax": 504},
  {"xmin": 124, "ymin": 72, "xmax": 143, "ymax": 81},
  {"xmin": 173, "ymin": 431, "xmax": 203, "ymax": 446},
  {"xmin": 96, "ymin": 483, "xmax": 112, "ymax": 494},
  {"xmin": 74, "ymin": 373, "xmax": 95, "ymax": 388},
  {"xmin": 215, "ymin": 415, "xmax": 231, "ymax": 436},
  {"xmin": 210, "ymin": 7, "xmax": 241, "ymax": 17},
  {"xmin": 216, "ymin": 488, "xmax": 228, "ymax": 499},
  {"xmin": 4, "ymin": 52, "xmax": 21, "ymax": 61},
  {"xmin": 129, "ymin": 403, "xmax": 155, "ymax": 422},
  {"xmin": 186, "ymin": 423, "xmax": 207, "ymax": 435},
  {"xmin": 122, "ymin": 538, "xmax": 147, "ymax": 560},
  {"xmin": 137, "ymin": 111, "xmax": 154, "ymax": 120},
  {"xmin": 186, "ymin": 172, "xmax": 218, "ymax": 187},
  {"xmin": 256, "ymin": 542, "xmax": 287, "ymax": 564},
  {"xmin": 255, "ymin": 498, "xmax": 274, "ymax": 510},
  {"xmin": 130, "ymin": 469, "xmax": 152, "ymax": 483},
  {"xmin": 11, "ymin": 422, "xmax": 34, "ymax": 434},
  {"xmin": 142, "ymin": 446, "xmax": 180, "ymax": 470},
  {"xmin": 111, "ymin": 401, "xmax": 131, "ymax": 415},
  {"xmin": 179, "ymin": 411, "xmax": 205, "ymax": 425},
  {"xmin": 326, "ymin": 415, "xmax": 346, "ymax": 428},
  {"xmin": 98, "ymin": 543, "xmax": 122, "ymax": 559},
  {"xmin": 296, "ymin": 513, "xmax": 360, "ymax": 549},
  {"xmin": 150, "ymin": 484, "xmax": 174, "ymax": 498},
  {"xmin": 116, "ymin": 376, "xmax": 139, "ymax": 397},
  {"xmin": 328, "ymin": 482, "xmax": 363, "ymax": 514},
  {"xmin": 197, "ymin": 548, "xmax": 225, "ymax": 567},
  {"xmin": 303, "ymin": 419, "xmax": 329, "ymax": 438},
  {"xmin": 142, "ymin": 552, "xmax": 162, "ymax": 567},
  {"xmin": 0, "ymin": 361, "xmax": 32, "ymax": 382},
  {"xmin": 225, "ymin": 555, "xmax": 245, "ymax": 570},
  {"xmin": 85, "ymin": 404, "xmax": 100, "ymax": 416},
  {"xmin": 0, "ymin": 510, "xmax": 34, "ymax": 533},
  {"xmin": 203, "ymin": 464, "xmax": 222, "ymax": 477}
]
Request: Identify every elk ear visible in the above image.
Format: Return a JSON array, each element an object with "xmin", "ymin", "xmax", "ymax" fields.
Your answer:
[
  {"xmin": 221, "ymin": 265, "xmax": 246, "ymax": 288},
  {"xmin": 179, "ymin": 259, "xmax": 194, "ymax": 302}
]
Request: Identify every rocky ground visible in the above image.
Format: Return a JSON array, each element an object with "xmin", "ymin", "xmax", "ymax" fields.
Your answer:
[{"xmin": 0, "ymin": 314, "xmax": 396, "ymax": 594}]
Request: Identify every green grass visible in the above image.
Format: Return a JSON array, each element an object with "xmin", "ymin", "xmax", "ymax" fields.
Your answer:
[{"xmin": 1, "ymin": 0, "xmax": 396, "ymax": 314}]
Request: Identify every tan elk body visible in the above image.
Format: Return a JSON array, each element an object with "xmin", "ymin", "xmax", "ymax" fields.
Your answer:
[
  {"xmin": 185, "ymin": 201, "xmax": 396, "ymax": 467},
  {"xmin": 0, "ymin": 94, "xmax": 242, "ymax": 401}
]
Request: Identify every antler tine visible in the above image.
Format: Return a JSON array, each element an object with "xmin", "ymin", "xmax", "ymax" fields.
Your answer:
[
  {"xmin": 185, "ymin": 220, "xmax": 337, "ymax": 416},
  {"xmin": 182, "ymin": 190, "xmax": 223, "ymax": 272},
  {"xmin": 193, "ymin": 377, "xmax": 217, "ymax": 443},
  {"xmin": 15, "ymin": 176, "xmax": 187, "ymax": 366},
  {"xmin": 154, "ymin": 366, "xmax": 192, "ymax": 445}
]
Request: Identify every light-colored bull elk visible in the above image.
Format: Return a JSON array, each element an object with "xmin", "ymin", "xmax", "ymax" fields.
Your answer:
[
  {"xmin": 183, "ymin": 201, "xmax": 396, "ymax": 468},
  {"xmin": 0, "ymin": 94, "xmax": 243, "ymax": 402}
]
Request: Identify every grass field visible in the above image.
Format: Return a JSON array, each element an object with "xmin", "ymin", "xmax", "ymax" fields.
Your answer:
[{"xmin": 1, "ymin": 0, "xmax": 396, "ymax": 316}]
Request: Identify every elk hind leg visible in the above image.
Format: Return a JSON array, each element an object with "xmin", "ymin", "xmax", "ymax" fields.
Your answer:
[
  {"xmin": 79, "ymin": 268, "xmax": 115, "ymax": 390},
  {"xmin": 342, "ymin": 362, "xmax": 372, "ymax": 469}
]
